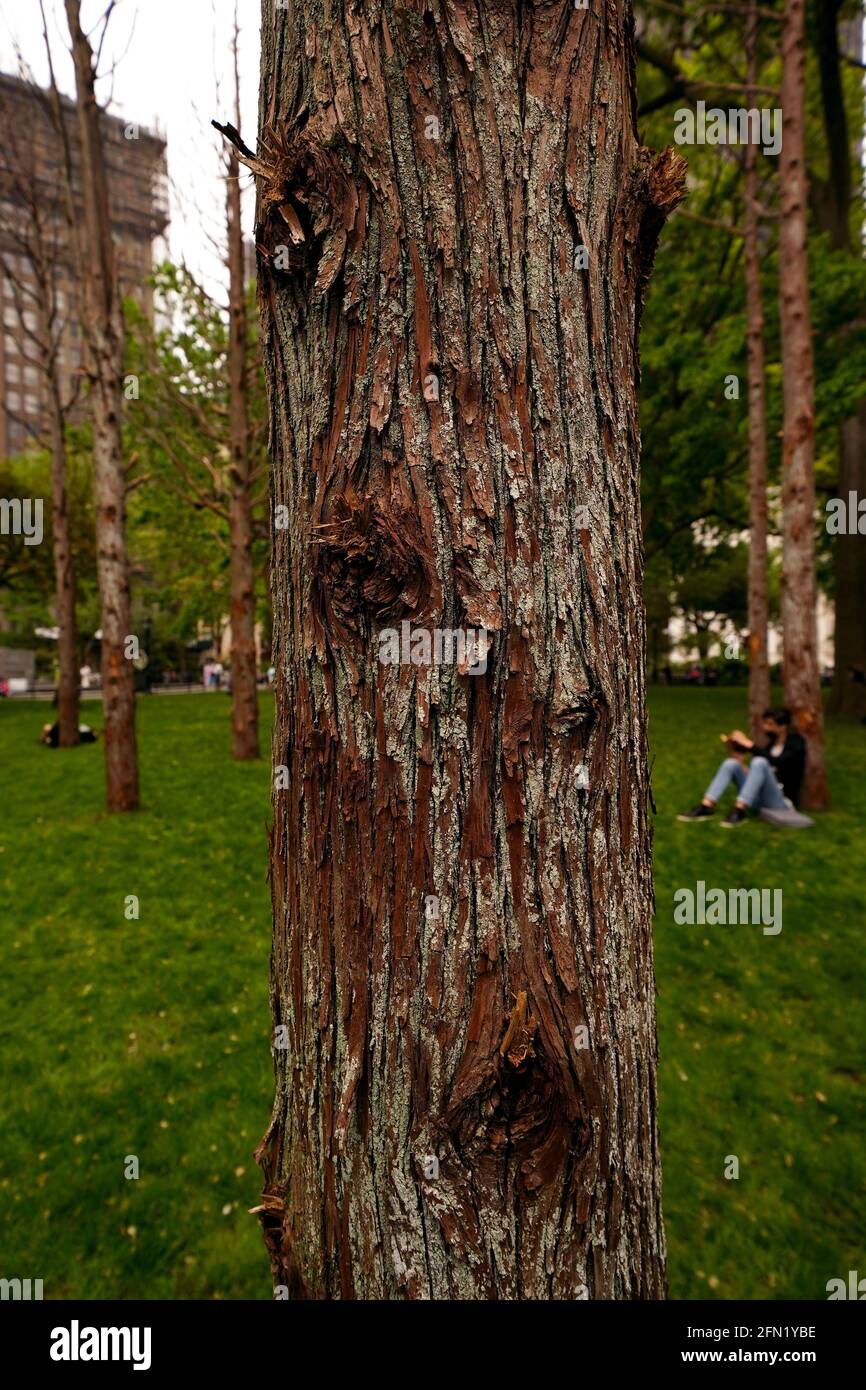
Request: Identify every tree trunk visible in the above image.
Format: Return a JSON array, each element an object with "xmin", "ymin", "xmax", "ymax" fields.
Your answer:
[
  {"xmin": 48, "ymin": 378, "xmax": 80, "ymax": 747},
  {"xmin": 65, "ymin": 0, "xmax": 139, "ymax": 810},
  {"xmin": 832, "ymin": 403, "xmax": 866, "ymax": 717},
  {"xmin": 228, "ymin": 472, "xmax": 260, "ymax": 759},
  {"xmin": 744, "ymin": 0, "xmax": 770, "ymax": 742},
  {"xmin": 255, "ymin": 0, "xmax": 683, "ymax": 1299},
  {"xmin": 778, "ymin": 0, "xmax": 829, "ymax": 808},
  {"xmin": 814, "ymin": 1, "xmax": 866, "ymax": 719},
  {"xmin": 1, "ymin": 101, "xmax": 80, "ymax": 748},
  {"xmin": 226, "ymin": 22, "xmax": 261, "ymax": 761}
]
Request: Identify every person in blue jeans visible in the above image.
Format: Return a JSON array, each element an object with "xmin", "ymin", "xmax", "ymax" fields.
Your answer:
[{"xmin": 678, "ymin": 707, "xmax": 807, "ymax": 828}]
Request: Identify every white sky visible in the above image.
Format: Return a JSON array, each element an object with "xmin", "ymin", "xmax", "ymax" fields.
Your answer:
[{"xmin": 0, "ymin": 0, "xmax": 260, "ymax": 296}]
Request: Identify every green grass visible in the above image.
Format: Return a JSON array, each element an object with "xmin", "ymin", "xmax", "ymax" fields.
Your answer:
[
  {"xmin": 0, "ymin": 693, "xmax": 274, "ymax": 1300},
  {"xmin": 652, "ymin": 688, "xmax": 865, "ymax": 1300},
  {"xmin": 0, "ymin": 687, "xmax": 863, "ymax": 1299}
]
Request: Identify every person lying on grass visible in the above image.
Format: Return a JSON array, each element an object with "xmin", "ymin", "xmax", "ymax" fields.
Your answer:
[{"xmin": 678, "ymin": 707, "xmax": 806, "ymax": 828}]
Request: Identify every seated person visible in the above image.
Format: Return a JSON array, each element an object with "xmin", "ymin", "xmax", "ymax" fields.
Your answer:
[
  {"xmin": 678, "ymin": 707, "xmax": 806, "ymax": 827},
  {"xmin": 40, "ymin": 722, "xmax": 98, "ymax": 747}
]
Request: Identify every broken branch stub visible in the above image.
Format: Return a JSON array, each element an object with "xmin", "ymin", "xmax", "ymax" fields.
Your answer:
[{"xmin": 213, "ymin": 119, "xmax": 359, "ymax": 296}]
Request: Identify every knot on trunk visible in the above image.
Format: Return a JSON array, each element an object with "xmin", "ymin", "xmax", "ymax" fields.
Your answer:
[
  {"xmin": 445, "ymin": 991, "xmax": 590, "ymax": 1198},
  {"xmin": 312, "ymin": 486, "xmax": 432, "ymax": 639},
  {"xmin": 216, "ymin": 121, "xmax": 360, "ymax": 296}
]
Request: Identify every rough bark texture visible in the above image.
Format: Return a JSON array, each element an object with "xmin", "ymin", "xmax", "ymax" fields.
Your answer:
[
  {"xmin": 227, "ymin": 42, "xmax": 261, "ymax": 762},
  {"xmin": 814, "ymin": 1, "xmax": 866, "ymax": 720},
  {"xmin": 744, "ymin": 1, "xmax": 770, "ymax": 743},
  {"xmin": 65, "ymin": 0, "xmax": 139, "ymax": 809},
  {"xmin": 256, "ymin": 0, "xmax": 683, "ymax": 1299},
  {"xmin": 778, "ymin": 0, "xmax": 828, "ymax": 808},
  {"xmin": 47, "ymin": 373, "xmax": 80, "ymax": 747}
]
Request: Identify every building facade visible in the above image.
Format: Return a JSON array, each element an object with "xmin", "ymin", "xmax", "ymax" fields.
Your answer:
[{"xmin": 0, "ymin": 72, "xmax": 168, "ymax": 458}]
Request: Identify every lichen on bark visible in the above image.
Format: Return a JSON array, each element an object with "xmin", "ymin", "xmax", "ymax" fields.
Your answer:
[{"xmin": 253, "ymin": 0, "xmax": 684, "ymax": 1300}]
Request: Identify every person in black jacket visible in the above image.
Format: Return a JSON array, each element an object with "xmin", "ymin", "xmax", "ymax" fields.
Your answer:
[
  {"xmin": 40, "ymin": 722, "xmax": 98, "ymax": 747},
  {"xmin": 678, "ymin": 707, "xmax": 806, "ymax": 827}
]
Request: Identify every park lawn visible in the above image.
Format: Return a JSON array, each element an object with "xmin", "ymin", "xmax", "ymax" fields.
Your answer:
[
  {"xmin": 0, "ymin": 687, "xmax": 863, "ymax": 1300},
  {"xmin": 0, "ymin": 692, "xmax": 275, "ymax": 1300},
  {"xmin": 652, "ymin": 688, "xmax": 865, "ymax": 1301}
]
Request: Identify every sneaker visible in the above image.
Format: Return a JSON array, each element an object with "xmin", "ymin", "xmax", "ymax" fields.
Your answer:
[
  {"xmin": 677, "ymin": 804, "xmax": 715, "ymax": 822},
  {"xmin": 721, "ymin": 805, "xmax": 748, "ymax": 828}
]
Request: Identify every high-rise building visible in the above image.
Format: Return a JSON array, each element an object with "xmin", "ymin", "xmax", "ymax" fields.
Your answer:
[{"xmin": 0, "ymin": 72, "xmax": 169, "ymax": 458}]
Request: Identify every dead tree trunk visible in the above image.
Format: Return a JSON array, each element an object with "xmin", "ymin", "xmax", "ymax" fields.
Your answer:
[
  {"xmin": 65, "ymin": 0, "xmax": 139, "ymax": 810},
  {"xmin": 254, "ymin": 0, "xmax": 683, "ymax": 1299},
  {"xmin": 778, "ymin": 0, "xmax": 829, "ymax": 808},
  {"xmin": 226, "ymin": 24, "xmax": 260, "ymax": 761},
  {"xmin": 744, "ymin": 0, "xmax": 770, "ymax": 741}
]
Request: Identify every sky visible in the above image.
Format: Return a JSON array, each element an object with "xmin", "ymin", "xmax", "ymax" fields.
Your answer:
[{"xmin": 0, "ymin": 0, "xmax": 260, "ymax": 295}]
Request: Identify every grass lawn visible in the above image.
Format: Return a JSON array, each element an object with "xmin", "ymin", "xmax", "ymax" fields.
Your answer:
[
  {"xmin": 0, "ymin": 687, "xmax": 863, "ymax": 1299},
  {"xmin": 652, "ymin": 688, "xmax": 865, "ymax": 1300},
  {"xmin": 0, "ymin": 692, "xmax": 274, "ymax": 1300}
]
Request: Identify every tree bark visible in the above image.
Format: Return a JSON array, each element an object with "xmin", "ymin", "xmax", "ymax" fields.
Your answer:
[
  {"xmin": 778, "ymin": 0, "xmax": 829, "ymax": 807},
  {"xmin": 255, "ymin": 0, "xmax": 684, "ymax": 1299},
  {"xmin": 744, "ymin": 0, "xmax": 770, "ymax": 741},
  {"xmin": 226, "ymin": 25, "xmax": 261, "ymax": 761},
  {"xmin": 65, "ymin": 0, "xmax": 139, "ymax": 810},
  {"xmin": 814, "ymin": 0, "xmax": 866, "ymax": 719},
  {"xmin": 48, "ymin": 376, "xmax": 80, "ymax": 747}
]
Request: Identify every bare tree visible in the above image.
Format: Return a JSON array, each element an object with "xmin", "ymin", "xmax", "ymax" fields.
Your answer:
[
  {"xmin": 240, "ymin": 0, "xmax": 684, "ymax": 1299},
  {"xmin": 0, "ymin": 79, "xmax": 81, "ymax": 744},
  {"xmin": 224, "ymin": 11, "xmax": 260, "ymax": 759},
  {"xmin": 778, "ymin": 0, "xmax": 829, "ymax": 807},
  {"xmin": 64, "ymin": 0, "xmax": 139, "ymax": 810},
  {"xmin": 133, "ymin": 257, "xmax": 269, "ymax": 708},
  {"xmin": 743, "ymin": 0, "xmax": 770, "ymax": 740},
  {"xmin": 134, "ymin": 10, "xmax": 264, "ymax": 757}
]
